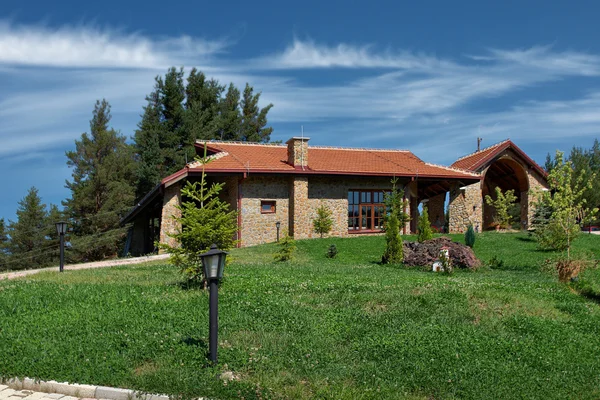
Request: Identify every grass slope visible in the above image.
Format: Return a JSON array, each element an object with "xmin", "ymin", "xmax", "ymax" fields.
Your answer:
[{"xmin": 1, "ymin": 233, "xmax": 599, "ymax": 399}]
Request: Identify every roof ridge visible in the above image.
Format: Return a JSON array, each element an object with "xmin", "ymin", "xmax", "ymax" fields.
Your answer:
[
  {"xmin": 200, "ymin": 140, "xmax": 411, "ymax": 152},
  {"xmin": 423, "ymin": 161, "xmax": 481, "ymax": 177},
  {"xmin": 200, "ymin": 140, "xmax": 285, "ymax": 147},
  {"xmin": 454, "ymin": 139, "xmax": 511, "ymax": 163}
]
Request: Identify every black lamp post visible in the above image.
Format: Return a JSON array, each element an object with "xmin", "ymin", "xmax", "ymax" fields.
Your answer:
[
  {"xmin": 275, "ymin": 221, "xmax": 281, "ymax": 242},
  {"xmin": 200, "ymin": 243, "xmax": 227, "ymax": 363},
  {"xmin": 55, "ymin": 221, "xmax": 68, "ymax": 272}
]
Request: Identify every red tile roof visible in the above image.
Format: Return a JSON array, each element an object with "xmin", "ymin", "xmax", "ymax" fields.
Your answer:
[
  {"xmin": 161, "ymin": 141, "xmax": 481, "ymax": 185},
  {"xmin": 451, "ymin": 139, "xmax": 547, "ymax": 177}
]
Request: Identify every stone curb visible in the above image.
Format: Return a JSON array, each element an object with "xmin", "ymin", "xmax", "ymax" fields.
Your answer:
[{"xmin": 3, "ymin": 378, "xmax": 171, "ymax": 400}]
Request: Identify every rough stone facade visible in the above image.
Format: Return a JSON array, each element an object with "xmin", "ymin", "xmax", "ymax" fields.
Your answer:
[
  {"xmin": 239, "ymin": 176, "xmax": 290, "ymax": 246},
  {"xmin": 159, "ymin": 183, "xmax": 181, "ymax": 252},
  {"xmin": 449, "ymin": 182, "xmax": 483, "ymax": 233},
  {"xmin": 287, "ymin": 137, "xmax": 309, "ymax": 167},
  {"xmin": 427, "ymin": 193, "xmax": 446, "ymax": 231},
  {"xmin": 526, "ymin": 168, "xmax": 549, "ymax": 227},
  {"xmin": 290, "ymin": 176, "xmax": 310, "ymax": 239}
]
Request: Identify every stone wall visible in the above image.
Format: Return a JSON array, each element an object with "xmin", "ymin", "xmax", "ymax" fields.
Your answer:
[
  {"xmin": 159, "ymin": 183, "xmax": 181, "ymax": 252},
  {"xmin": 449, "ymin": 182, "xmax": 483, "ymax": 233},
  {"xmin": 527, "ymin": 168, "xmax": 549, "ymax": 227},
  {"xmin": 240, "ymin": 176, "xmax": 290, "ymax": 246},
  {"xmin": 290, "ymin": 176, "xmax": 310, "ymax": 239},
  {"xmin": 427, "ymin": 193, "xmax": 446, "ymax": 231}
]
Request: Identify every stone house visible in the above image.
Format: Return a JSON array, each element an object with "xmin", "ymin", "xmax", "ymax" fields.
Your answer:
[{"xmin": 122, "ymin": 137, "xmax": 546, "ymax": 254}]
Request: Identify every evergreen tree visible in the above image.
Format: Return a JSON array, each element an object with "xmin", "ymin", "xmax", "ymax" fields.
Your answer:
[
  {"xmin": 185, "ymin": 68, "xmax": 224, "ymax": 142},
  {"xmin": 0, "ymin": 218, "xmax": 9, "ymax": 270},
  {"xmin": 64, "ymin": 99, "xmax": 135, "ymax": 261},
  {"xmin": 465, "ymin": 224, "xmax": 476, "ymax": 248},
  {"xmin": 382, "ymin": 179, "xmax": 409, "ymax": 264},
  {"xmin": 313, "ymin": 203, "xmax": 334, "ymax": 238},
  {"xmin": 6, "ymin": 187, "xmax": 49, "ymax": 269},
  {"xmin": 417, "ymin": 206, "xmax": 433, "ymax": 243},
  {"xmin": 134, "ymin": 90, "xmax": 164, "ymax": 198},
  {"xmin": 216, "ymin": 83, "xmax": 242, "ymax": 141},
  {"xmin": 241, "ymin": 83, "xmax": 274, "ymax": 142}
]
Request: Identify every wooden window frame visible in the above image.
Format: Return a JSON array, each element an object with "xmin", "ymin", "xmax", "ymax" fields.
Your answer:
[
  {"xmin": 347, "ymin": 189, "xmax": 388, "ymax": 233},
  {"xmin": 261, "ymin": 200, "xmax": 276, "ymax": 214}
]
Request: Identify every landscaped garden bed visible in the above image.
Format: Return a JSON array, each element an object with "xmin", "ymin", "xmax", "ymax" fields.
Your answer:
[{"xmin": 1, "ymin": 233, "xmax": 599, "ymax": 399}]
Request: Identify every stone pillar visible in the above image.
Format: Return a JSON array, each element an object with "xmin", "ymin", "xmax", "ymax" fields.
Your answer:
[
  {"xmin": 449, "ymin": 183, "xmax": 483, "ymax": 233},
  {"xmin": 287, "ymin": 137, "xmax": 310, "ymax": 168},
  {"xmin": 289, "ymin": 176, "xmax": 310, "ymax": 239},
  {"xmin": 403, "ymin": 181, "xmax": 417, "ymax": 234},
  {"xmin": 428, "ymin": 193, "xmax": 446, "ymax": 232},
  {"xmin": 159, "ymin": 183, "xmax": 181, "ymax": 252}
]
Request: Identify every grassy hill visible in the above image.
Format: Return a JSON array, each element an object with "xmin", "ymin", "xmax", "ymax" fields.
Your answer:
[{"xmin": 1, "ymin": 233, "xmax": 599, "ymax": 399}]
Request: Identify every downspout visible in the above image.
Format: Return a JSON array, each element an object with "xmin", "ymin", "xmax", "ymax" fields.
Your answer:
[{"xmin": 237, "ymin": 173, "xmax": 247, "ymax": 248}]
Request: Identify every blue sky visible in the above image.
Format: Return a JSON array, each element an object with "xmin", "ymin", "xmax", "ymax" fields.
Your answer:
[{"xmin": 1, "ymin": 0, "xmax": 600, "ymax": 221}]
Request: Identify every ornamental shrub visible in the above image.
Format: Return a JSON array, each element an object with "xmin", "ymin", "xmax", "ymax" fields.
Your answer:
[
  {"xmin": 465, "ymin": 224, "xmax": 476, "ymax": 248},
  {"xmin": 275, "ymin": 233, "xmax": 296, "ymax": 262},
  {"xmin": 417, "ymin": 206, "xmax": 433, "ymax": 243},
  {"xmin": 382, "ymin": 179, "xmax": 409, "ymax": 264},
  {"xmin": 313, "ymin": 203, "xmax": 334, "ymax": 238},
  {"xmin": 326, "ymin": 244, "xmax": 338, "ymax": 259}
]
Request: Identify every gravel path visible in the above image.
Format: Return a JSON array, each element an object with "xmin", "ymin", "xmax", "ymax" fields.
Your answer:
[{"xmin": 0, "ymin": 254, "xmax": 170, "ymax": 281}]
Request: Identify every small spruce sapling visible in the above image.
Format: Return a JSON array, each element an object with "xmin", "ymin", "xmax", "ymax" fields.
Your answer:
[
  {"xmin": 275, "ymin": 233, "xmax": 296, "ymax": 262},
  {"xmin": 313, "ymin": 203, "xmax": 334, "ymax": 238},
  {"xmin": 327, "ymin": 244, "xmax": 338, "ymax": 259},
  {"xmin": 417, "ymin": 206, "xmax": 433, "ymax": 243},
  {"xmin": 382, "ymin": 179, "xmax": 410, "ymax": 264},
  {"xmin": 465, "ymin": 224, "xmax": 476, "ymax": 248}
]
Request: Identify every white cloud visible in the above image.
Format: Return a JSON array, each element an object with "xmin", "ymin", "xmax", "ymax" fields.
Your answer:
[
  {"xmin": 256, "ymin": 39, "xmax": 457, "ymax": 70},
  {"xmin": 0, "ymin": 21, "xmax": 229, "ymax": 68}
]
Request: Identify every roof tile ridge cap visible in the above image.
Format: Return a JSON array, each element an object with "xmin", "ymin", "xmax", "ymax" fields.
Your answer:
[
  {"xmin": 198, "ymin": 140, "xmax": 285, "ymax": 147},
  {"xmin": 188, "ymin": 151, "xmax": 229, "ymax": 167},
  {"xmin": 422, "ymin": 161, "xmax": 482, "ymax": 177},
  {"xmin": 366, "ymin": 149, "xmax": 414, "ymax": 173},
  {"xmin": 309, "ymin": 145, "xmax": 410, "ymax": 152},
  {"xmin": 454, "ymin": 139, "xmax": 511, "ymax": 163}
]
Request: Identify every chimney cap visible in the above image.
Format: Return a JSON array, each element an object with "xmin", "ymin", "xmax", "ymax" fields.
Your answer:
[{"xmin": 286, "ymin": 136, "xmax": 310, "ymax": 143}]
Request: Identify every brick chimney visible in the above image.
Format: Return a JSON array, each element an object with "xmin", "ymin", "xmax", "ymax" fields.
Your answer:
[{"xmin": 286, "ymin": 137, "xmax": 310, "ymax": 168}]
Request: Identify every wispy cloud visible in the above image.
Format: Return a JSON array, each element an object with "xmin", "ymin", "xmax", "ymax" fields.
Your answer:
[
  {"xmin": 0, "ymin": 21, "xmax": 229, "ymax": 68},
  {"xmin": 256, "ymin": 39, "xmax": 456, "ymax": 70}
]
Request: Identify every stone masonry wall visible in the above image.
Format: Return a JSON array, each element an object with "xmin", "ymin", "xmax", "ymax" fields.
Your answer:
[
  {"xmin": 287, "ymin": 137, "xmax": 309, "ymax": 167},
  {"xmin": 449, "ymin": 182, "xmax": 483, "ymax": 233},
  {"xmin": 427, "ymin": 193, "xmax": 446, "ymax": 231},
  {"xmin": 240, "ymin": 176, "xmax": 290, "ymax": 247},
  {"xmin": 527, "ymin": 168, "xmax": 549, "ymax": 227},
  {"xmin": 290, "ymin": 176, "xmax": 310, "ymax": 239},
  {"xmin": 159, "ymin": 183, "xmax": 181, "ymax": 253}
]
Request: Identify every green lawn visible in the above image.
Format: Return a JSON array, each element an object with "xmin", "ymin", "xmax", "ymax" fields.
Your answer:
[{"xmin": 1, "ymin": 233, "xmax": 600, "ymax": 399}]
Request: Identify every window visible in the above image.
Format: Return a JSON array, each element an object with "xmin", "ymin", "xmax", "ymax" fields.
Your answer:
[
  {"xmin": 348, "ymin": 190, "xmax": 388, "ymax": 232},
  {"xmin": 261, "ymin": 200, "xmax": 276, "ymax": 214}
]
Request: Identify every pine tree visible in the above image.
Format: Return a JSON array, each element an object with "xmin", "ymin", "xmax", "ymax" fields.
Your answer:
[
  {"xmin": 216, "ymin": 83, "xmax": 242, "ymax": 141},
  {"xmin": 6, "ymin": 187, "xmax": 49, "ymax": 269},
  {"xmin": 64, "ymin": 99, "xmax": 135, "ymax": 261},
  {"xmin": 185, "ymin": 68, "xmax": 224, "ymax": 142},
  {"xmin": 465, "ymin": 224, "xmax": 476, "ymax": 248},
  {"xmin": 241, "ymin": 83, "xmax": 274, "ymax": 142},
  {"xmin": 313, "ymin": 203, "xmax": 334, "ymax": 238},
  {"xmin": 134, "ymin": 90, "xmax": 164, "ymax": 198},
  {"xmin": 0, "ymin": 218, "xmax": 9, "ymax": 270},
  {"xmin": 417, "ymin": 206, "xmax": 433, "ymax": 243},
  {"xmin": 382, "ymin": 179, "xmax": 409, "ymax": 264}
]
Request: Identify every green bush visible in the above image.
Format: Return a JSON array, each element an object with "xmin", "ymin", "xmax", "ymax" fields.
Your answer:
[
  {"xmin": 326, "ymin": 244, "xmax": 338, "ymax": 259},
  {"xmin": 417, "ymin": 206, "xmax": 433, "ymax": 243},
  {"xmin": 313, "ymin": 203, "xmax": 334, "ymax": 238},
  {"xmin": 382, "ymin": 179, "xmax": 409, "ymax": 264},
  {"xmin": 274, "ymin": 233, "xmax": 296, "ymax": 262},
  {"xmin": 465, "ymin": 224, "xmax": 476, "ymax": 248}
]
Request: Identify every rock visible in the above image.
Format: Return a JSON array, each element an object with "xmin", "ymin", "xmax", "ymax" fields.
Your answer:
[{"xmin": 403, "ymin": 237, "xmax": 480, "ymax": 270}]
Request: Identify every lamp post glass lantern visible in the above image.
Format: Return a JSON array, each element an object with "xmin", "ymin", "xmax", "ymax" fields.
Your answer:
[
  {"xmin": 199, "ymin": 244, "xmax": 228, "ymax": 363},
  {"xmin": 276, "ymin": 221, "xmax": 281, "ymax": 242},
  {"xmin": 55, "ymin": 221, "xmax": 67, "ymax": 272}
]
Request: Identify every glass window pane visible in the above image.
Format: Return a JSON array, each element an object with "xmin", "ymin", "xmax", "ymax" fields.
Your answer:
[
  {"xmin": 365, "ymin": 192, "xmax": 371, "ymax": 203},
  {"xmin": 354, "ymin": 192, "xmax": 359, "ymax": 204},
  {"xmin": 348, "ymin": 191, "xmax": 354, "ymax": 204}
]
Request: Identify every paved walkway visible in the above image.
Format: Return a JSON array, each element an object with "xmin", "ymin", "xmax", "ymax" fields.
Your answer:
[
  {"xmin": 0, "ymin": 254, "xmax": 170, "ymax": 281},
  {"xmin": 0, "ymin": 385, "xmax": 95, "ymax": 400}
]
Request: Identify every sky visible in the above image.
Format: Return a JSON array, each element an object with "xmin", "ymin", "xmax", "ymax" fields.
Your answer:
[{"xmin": 1, "ymin": 0, "xmax": 600, "ymax": 221}]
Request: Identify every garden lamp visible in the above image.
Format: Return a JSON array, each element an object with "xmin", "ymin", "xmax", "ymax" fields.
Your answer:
[
  {"xmin": 275, "ymin": 221, "xmax": 281, "ymax": 242},
  {"xmin": 55, "ymin": 221, "xmax": 68, "ymax": 272},
  {"xmin": 199, "ymin": 244, "xmax": 228, "ymax": 363}
]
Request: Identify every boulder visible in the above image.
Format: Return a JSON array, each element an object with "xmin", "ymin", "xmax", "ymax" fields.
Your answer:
[{"xmin": 403, "ymin": 237, "xmax": 480, "ymax": 270}]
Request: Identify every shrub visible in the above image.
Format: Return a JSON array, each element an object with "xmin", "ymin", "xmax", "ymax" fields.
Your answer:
[
  {"xmin": 439, "ymin": 248, "xmax": 453, "ymax": 275},
  {"xmin": 417, "ymin": 206, "xmax": 433, "ymax": 243},
  {"xmin": 485, "ymin": 187, "xmax": 518, "ymax": 229},
  {"xmin": 465, "ymin": 224, "xmax": 476, "ymax": 248},
  {"xmin": 382, "ymin": 179, "xmax": 409, "ymax": 264},
  {"xmin": 274, "ymin": 233, "xmax": 296, "ymax": 262},
  {"xmin": 326, "ymin": 244, "xmax": 338, "ymax": 259},
  {"xmin": 313, "ymin": 203, "xmax": 334, "ymax": 238},
  {"xmin": 158, "ymin": 145, "xmax": 238, "ymax": 282},
  {"xmin": 487, "ymin": 255, "xmax": 504, "ymax": 269}
]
